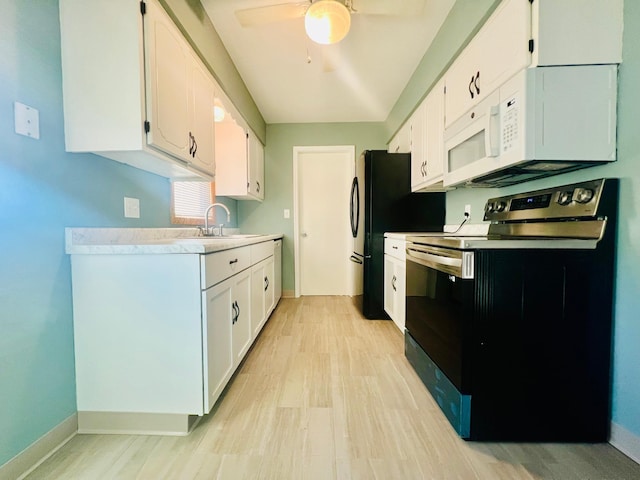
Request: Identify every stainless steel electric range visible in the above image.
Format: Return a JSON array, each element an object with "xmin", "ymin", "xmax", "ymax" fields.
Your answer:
[{"xmin": 404, "ymin": 178, "xmax": 618, "ymax": 441}]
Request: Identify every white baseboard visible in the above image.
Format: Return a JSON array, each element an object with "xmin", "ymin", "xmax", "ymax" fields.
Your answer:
[
  {"xmin": 77, "ymin": 411, "xmax": 199, "ymax": 436},
  {"xmin": 0, "ymin": 413, "xmax": 77, "ymax": 480},
  {"xmin": 610, "ymin": 421, "xmax": 640, "ymax": 464}
]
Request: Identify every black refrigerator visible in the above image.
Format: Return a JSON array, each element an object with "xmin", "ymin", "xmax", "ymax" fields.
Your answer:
[{"xmin": 350, "ymin": 150, "xmax": 445, "ymax": 319}]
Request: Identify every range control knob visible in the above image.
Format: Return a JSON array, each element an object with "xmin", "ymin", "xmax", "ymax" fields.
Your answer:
[
  {"xmin": 557, "ymin": 191, "xmax": 573, "ymax": 206},
  {"xmin": 574, "ymin": 188, "xmax": 594, "ymax": 204},
  {"xmin": 485, "ymin": 202, "xmax": 495, "ymax": 213},
  {"xmin": 495, "ymin": 201, "xmax": 507, "ymax": 212}
]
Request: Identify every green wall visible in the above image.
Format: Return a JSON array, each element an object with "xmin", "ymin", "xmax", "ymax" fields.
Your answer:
[
  {"xmin": 238, "ymin": 123, "xmax": 387, "ymax": 292},
  {"xmin": 0, "ymin": 0, "xmax": 173, "ymax": 466}
]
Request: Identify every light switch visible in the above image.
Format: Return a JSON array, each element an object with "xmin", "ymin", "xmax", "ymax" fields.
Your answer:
[
  {"xmin": 284, "ymin": 209, "xmax": 290, "ymax": 219},
  {"xmin": 14, "ymin": 102, "xmax": 40, "ymax": 139},
  {"xmin": 124, "ymin": 197, "xmax": 140, "ymax": 218}
]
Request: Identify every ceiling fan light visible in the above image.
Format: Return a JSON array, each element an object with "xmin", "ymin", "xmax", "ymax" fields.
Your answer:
[{"xmin": 305, "ymin": 0, "xmax": 351, "ymax": 45}]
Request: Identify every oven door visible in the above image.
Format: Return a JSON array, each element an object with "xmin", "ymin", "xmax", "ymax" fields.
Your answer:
[{"xmin": 405, "ymin": 243, "xmax": 475, "ymax": 393}]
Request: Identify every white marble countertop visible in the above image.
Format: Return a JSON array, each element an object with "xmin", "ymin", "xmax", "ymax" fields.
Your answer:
[{"xmin": 65, "ymin": 228, "xmax": 284, "ymax": 255}]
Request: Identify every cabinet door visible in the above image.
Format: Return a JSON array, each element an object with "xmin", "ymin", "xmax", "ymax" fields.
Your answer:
[
  {"xmin": 423, "ymin": 80, "xmax": 445, "ymax": 183},
  {"xmin": 232, "ymin": 269, "xmax": 252, "ymax": 367},
  {"xmin": 248, "ymin": 132, "xmax": 265, "ymax": 201},
  {"xmin": 445, "ymin": 0, "xmax": 530, "ymax": 128},
  {"xmin": 250, "ymin": 261, "xmax": 266, "ymax": 339},
  {"xmin": 189, "ymin": 58, "xmax": 216, "ymax": 175},
  {"xmin": 394, "ymin": 261, "xmax": 406, "ymax": 333},
  {"xmin": 144, "ymin": 0, "xmax": 190, "ymax": 159},
  {"xmin": 274, "ymin": 240, "xmax": 282, "ymax": 303},
  {"xmin": 410, "ymin": 101, "xmax": 427, "ymax": 190},
  {"xmin": 214, "ymin": 120, "xmax": 249, "ymax": 198},
  {"xmin": 388, "ymin": 122, "xmax": 411, "ymax": 154},
  {"xmin": 475, "ymin": 0, "xmax": 530, "ymax": 101},
  {"xmin": 264, "ymin": 255, "xmax": 275, "ymax": 317},
  {"xmin": 384, "ymin": 254, "xmax": 406, "ymax": 333},
  {"xmin": 202, "ymin": 278, "xmax": 234, "ymax": 413},
  {"xmin": 444, "ymin": 42, "xmax": 481, "ymax": 128},
  {"xmin": 384, "ymin": 254, "xmax": 397, "ymax": 322}
]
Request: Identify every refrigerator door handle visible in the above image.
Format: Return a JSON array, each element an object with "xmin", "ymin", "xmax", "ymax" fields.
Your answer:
[
  {"xmin": 349, "ymin": 254, "xmax": 363, "ymax": 264},
  {"xmin": 350, "ymin": 176, "xmax": 359, "ymax": 238}
]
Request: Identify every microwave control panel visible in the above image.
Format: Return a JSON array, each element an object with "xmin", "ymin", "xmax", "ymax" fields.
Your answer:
[{"xmin": 500, "ymin": 93, "xmax": 520, "ymax": 154}]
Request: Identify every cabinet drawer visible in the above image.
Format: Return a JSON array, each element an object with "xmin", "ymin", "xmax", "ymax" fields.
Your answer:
[
  {"xmin": 250, "ymin": 240, "xmax": 273, "ymax": 264},
  {"xmin": 384, "ymin": 238, "xmax": 406, "ymax": 262},
  {"xmin": 201, "ymin": 246, "xmax": 250, "ymax": 289}
]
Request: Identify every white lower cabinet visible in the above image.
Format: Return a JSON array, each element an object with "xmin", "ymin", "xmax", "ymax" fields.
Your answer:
[
  {"xmin": 203, "ymin": 266, "xmax": 253, "ymax": 411},
  {"xmin": 70, "ymin": 238, "xmax": 282, "ymax": 435},
  {"xmin": 202, "ymin": 279, "xmax": 233, "ymax": 412},
  {"xmin": 230, "ymin": 269, "xmax": 252, "ymax": 367},
  {"xmin": 274, "ymin": 239, "xmax": 282, "ymax": 303},
  {"xmin": 250, "ymin": 256, "xmax": 275, "ymax": 338},
  {"xmin": 384, "ymin": 237, "xmax": 406, "ymax": 332}
]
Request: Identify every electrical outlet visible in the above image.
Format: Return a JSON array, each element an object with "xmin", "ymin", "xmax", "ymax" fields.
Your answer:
[
  {"xmin": 14, "ymin": 102, "xmax": 40, "ymax": 139},
  {"xmin": 464, "ymin": 204, "xmax": 471, "ymax": 218},
  {"xmin": 124, "ymin": 197, "xmax": 140, "ymax": 218}
]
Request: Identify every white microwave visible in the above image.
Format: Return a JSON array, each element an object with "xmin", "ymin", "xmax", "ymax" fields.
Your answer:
[{"xmin": 443, "ymin": 65, "xmax": 617, "ymax": 188}]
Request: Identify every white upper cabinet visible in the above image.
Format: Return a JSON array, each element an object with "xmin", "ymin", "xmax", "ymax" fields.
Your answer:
[
  {"xmin": 59, "ymin": 0, "xmax": 216, "ymax": 179},
  {"xmin": 445, "ymin": 0, "xmax": 531, "ymax": 128},
  {"xmin": 247, "ymin": 132, "xmax": 265, "ymax": 201},
  {"xmin": 411, "ymin": 79, "xmax": 447, "ymax": 192},
  {"xmin": 388, "ymin": 122, "xmax": 411, "ymax": 154},
  {"xmin": 409, "ymin": 101, "xmax": 427, "ymax": 190},
  {"xmin": 215, "ymin": 121, "xmax": 265, "ymax": 201},
  {"xmin": 144, "ymin": 2, "xmax": 191, "ymax": 161},
  {"xmin": 188, "ymin": 59, "xmax": 217, "ymax": 175},
  {"xmin": 444, "ymin": 0, "xmax": 623, "ymax": 128}
]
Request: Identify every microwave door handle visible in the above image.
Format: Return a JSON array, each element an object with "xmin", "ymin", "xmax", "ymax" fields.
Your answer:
[{"xmin": 485, "ymin": 105, "xmax": 500, "ymax": 157}]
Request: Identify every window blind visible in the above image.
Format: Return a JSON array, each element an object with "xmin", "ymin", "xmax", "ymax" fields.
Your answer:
[{"xmin": 172, "ymin": 181, "xmax": 212, "ymax": 219}]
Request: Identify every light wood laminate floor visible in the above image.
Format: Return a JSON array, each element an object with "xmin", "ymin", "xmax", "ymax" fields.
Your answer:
[{"xmin": 27, "ymin": 296, "xmax": 640, "ymax": 479}]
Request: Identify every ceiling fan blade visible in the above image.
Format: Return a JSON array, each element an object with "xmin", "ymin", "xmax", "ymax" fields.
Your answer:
[
  {"xmin": 235, "ymin": 2, "xmax": 309, "ymax": 27},
  {"xmin": 351, "ymin": 0, "xmax": 426, "ymax": 16}
]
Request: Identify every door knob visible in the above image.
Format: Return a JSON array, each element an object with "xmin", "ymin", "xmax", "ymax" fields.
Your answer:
[{"xmin": 301, "ymin": 232, "xmax": 308, "ymax": 237}]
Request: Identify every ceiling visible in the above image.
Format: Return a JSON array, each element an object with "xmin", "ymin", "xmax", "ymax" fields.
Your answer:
[{"xmin": 200, "ymin": 0, "xmax": 455, "ymax": 124}]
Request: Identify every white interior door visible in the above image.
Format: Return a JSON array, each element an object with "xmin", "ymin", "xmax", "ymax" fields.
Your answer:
[{"xmin": 294, "ymin": 146, "xmax": 354, "ymax": 296}]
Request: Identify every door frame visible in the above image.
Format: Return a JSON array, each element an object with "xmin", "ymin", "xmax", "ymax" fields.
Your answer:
[{"xmin": 293, "ymin": 145, "xmax": 356, "ymax": 298}]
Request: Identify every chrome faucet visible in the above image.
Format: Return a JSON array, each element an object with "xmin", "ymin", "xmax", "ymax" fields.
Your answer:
[{"xmin": 204, "ymin": 203, "xmax": 231, "ymax": 236}]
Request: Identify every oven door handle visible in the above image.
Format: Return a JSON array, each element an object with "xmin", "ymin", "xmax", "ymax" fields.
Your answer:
[{"xmin": 406, "ymin": 247, "xmax": 474, "ymax": 279}]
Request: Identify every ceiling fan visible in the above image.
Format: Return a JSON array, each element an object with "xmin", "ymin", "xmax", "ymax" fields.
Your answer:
[{"xmin": 235, "ymin": 0, "xmax": 427, "ymax": 45}]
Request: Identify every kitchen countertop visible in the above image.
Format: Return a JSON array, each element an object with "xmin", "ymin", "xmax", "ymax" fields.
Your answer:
[
  {"xmin": 385, "ymin": 224, "xmax": 490, "ymax": 240},
  {"xmin": 65, "ymin": 228, "xmax": 283, "ymax": 255}
]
